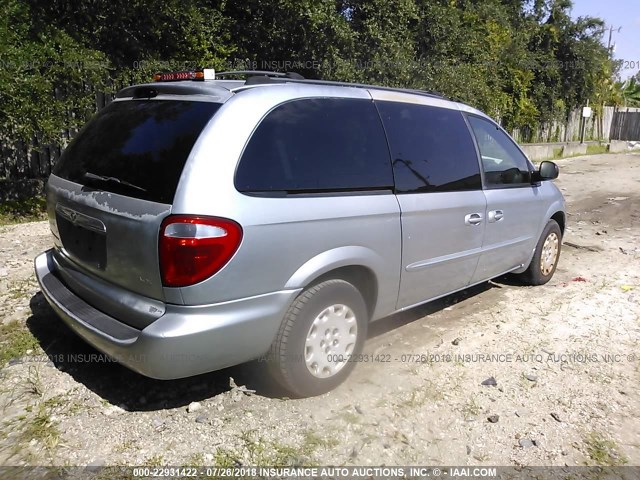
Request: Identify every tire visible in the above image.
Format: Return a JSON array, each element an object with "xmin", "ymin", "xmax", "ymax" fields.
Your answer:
[
  {"xmin": 268, "ymin": 279, "xmax": 368, "ymax": 398},
  {"xmin": 517, "ymin": 219, "xmax": 562, "ymax": 286}
]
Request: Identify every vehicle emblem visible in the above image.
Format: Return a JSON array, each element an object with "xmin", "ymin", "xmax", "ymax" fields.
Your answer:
[{"xmin": 55, "ymin": 204, "xmax": 106, "ymax": 233}]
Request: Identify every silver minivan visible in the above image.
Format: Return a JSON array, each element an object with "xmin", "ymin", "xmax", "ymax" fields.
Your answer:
[{"xmin": 35, "ymin": 70, "xmax": 565, "ymax": 397}]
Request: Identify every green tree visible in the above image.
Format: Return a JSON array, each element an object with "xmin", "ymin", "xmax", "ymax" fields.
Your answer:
[
  {"xmin": 336, "ymin": 0, "xmax": 420, "ymax": 86},
  {"xmin": 616, "ymin": 77, "xmax": 640, "ymax": 107},
  {"xmin": 409, "ymin": 0, "xmax": 537, "ymax": 130},
  {"xmin": 221, "ymin": 0, "xmax": 358, "ymax": 80},
  {"xmin": 1, "ymin": 0, "xmax": 624, "ymax": 180},
  {"xmin": 528, "ymin": 0, "xmax": 611, "ymax": 120},
  {"xmin": 0, "ymin": 0, "xmax": 107, "ymax": 176},
  {"xmin": 26, "ymin": 0, "xmax": 232, "ymax": 70}
]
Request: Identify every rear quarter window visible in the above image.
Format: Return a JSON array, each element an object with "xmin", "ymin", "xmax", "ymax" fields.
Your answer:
[
  {"xmin": 235, "ymin": 98, "xmax": 393, "ymax": 194},
  {"xmin": 53, "ymin": 100, "xmax": 221, "ymax": 203}
]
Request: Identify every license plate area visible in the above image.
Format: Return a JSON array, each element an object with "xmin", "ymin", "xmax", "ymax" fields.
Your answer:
[{"xmin": 56, "ymin": 213, "xmax": 107, "ymax": 269}]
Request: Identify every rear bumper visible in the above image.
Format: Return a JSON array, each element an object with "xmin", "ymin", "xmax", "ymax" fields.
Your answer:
[{"xmin": 35, "ymin": 249, "xmax": 300, "ymax": 379}]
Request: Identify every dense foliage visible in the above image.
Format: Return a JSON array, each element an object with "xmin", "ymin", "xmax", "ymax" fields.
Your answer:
[
  {"xmin": 615, "ymin": 76, "xmax": 640, "ymax": 107},
  {"xmin": 0, "ymin": 0, "xmax": 627, "ymax": 177}
]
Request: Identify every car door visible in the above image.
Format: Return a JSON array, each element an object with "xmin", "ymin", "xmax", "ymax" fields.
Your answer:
[
  {"xmin": 466, "ymin": 115, "xmax": 542, "ymax": 283},
  {"xmin": 374, "ymin": 98, "xmax": 486, "ymax": 310}
]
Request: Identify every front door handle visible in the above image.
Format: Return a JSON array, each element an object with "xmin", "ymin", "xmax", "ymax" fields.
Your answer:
[
  {"xmin": 465, "ymin": 213, "xmax": 484, "ymax": 226},
  {"xmin": 488, "ymin": 210, "xmax": 504, "ymax": 222}
]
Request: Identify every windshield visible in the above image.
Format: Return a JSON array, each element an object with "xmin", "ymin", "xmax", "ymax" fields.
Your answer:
[{"xmin": 53, "ymin": 100, "xmax": 221, "ymax": 203}]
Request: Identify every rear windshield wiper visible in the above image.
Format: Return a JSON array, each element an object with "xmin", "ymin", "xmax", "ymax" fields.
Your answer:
[{"xmin": 83, "ymin": 172, "xmax": 147, "ymax": 193}]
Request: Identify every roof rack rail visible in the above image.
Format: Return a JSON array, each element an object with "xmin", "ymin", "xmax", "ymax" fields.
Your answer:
[
  {"xmin": 230, "ymin": 73, "xmax": 448, "ymax": 101},
  {"xmin": 283, "ymin": 77, "xmax": 448, "ymax": 101},
  {"xmin": 216, "ymin": 70, "xmax": 304, "ymax": 79},
  {"xmin": 222, "ymin": 70, "xmax": 448, "ymax": 101}
]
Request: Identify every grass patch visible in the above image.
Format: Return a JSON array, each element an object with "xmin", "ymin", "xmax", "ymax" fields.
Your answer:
[
  {"xmin": 337, "ymin": 411, "xmax": 361, "ymax": 424},
  {"xmin": 114, "ymin": 439, "xmax": 138, "ymax": 454},
  {"xmin": 542, "ymin": 143, "xmax": 609, "ymax": 161},
  {"xmin": 301, "ymin": 431, "xmax": 340, "ymax": 453},
  {"xmin": 519, "ymin": 372, "xmax": 538, "ymax": 390},
  {"xmin": 398, "ymin": 382, "xmax": 445, "ymax": 409},
  {"xmin": 462, "ymin": 395, "xmax": 483, "ymax": 419},
  {"xmin": 0, "ymin": 399, "xmax": 62, "ymax": 461},
  {"xmin": 94, "ymin": 453, "xmax": 170, "ymax": 480},
  {"xmin": 25, "ymin": 365, "xmax": 45, "ymax": 397},
  {"xmin": 24, "ymin": 402, "xmax": 61, "ymax": 450},
  {"xmin": 0, "ymin": 196, "xmax": 47, "ymax": 225},
  {"xmin": 186, "ymin": 452, "xmax": 206, "ymax": 466},
  {"xmin": 144, "ymin": 454, "xmax": 165, "ymax": 466},
  {"xmin": 0, "ymin": 321, "xmax": 40, "ymax": 366},
  {"xmin": 584, "ymin": 432, "xmax": 628, "ymax": 466},
  {"xmin": 552, "ymin": 147, "xmax": 564, "ymax": 159},
  {"xmin": 586, "ymin": 144, "xmax": 608, "ymax": 155},
  {"xmin": 213, "ymin": 447, "xmax": 238, "ymax": 468},
  {"xmin": 214, "ymin": 430, "xmax": 314, "ymax": 467},
  {"xmin": 400, "ymin": 389, "xmax": 428, "ymax": 408},
  {"xmin": 7, "ymin": 278, "xmax": 38, "ymax": 301}
]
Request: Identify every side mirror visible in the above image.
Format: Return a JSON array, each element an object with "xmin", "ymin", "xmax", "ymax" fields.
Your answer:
[{"xmin": 533, "ymin": 161, "xmax": 559, "ymax": 182}]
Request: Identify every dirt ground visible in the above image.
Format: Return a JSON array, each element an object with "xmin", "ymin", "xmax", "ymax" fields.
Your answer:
[{"xmin": 0, "ymin": 152, "xmax": 639, "ymax": 468}]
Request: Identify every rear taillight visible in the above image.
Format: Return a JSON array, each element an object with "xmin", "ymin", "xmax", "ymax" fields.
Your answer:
[{"xmin": 159, "ymin": 216, "xmax": 242, "ymax": 287}]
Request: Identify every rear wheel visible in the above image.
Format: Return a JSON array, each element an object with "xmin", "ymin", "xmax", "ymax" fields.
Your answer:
[
  {"xmin": 517, "ymin": 219, "xmax": 562, "ymax": 285},
  {"xmin": 268, "ymin": 279, "xmax": 368, "ymax": 397}
]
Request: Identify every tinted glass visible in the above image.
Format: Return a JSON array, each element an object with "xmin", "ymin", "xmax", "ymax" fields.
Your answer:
[
  {"xmin": 54, "ymin": 100, "xmax": 221, "ymax": 203},
  {"xmin": 235, "ymin": 98, "xmax": 393, "ymax": 193},
  {"xmin": 467, "ymin": 115, "xmax": 531, "ymax": 186},
  {"xmin": 376, "ymin": 101, "xmax": 481, "ymax": 193}
]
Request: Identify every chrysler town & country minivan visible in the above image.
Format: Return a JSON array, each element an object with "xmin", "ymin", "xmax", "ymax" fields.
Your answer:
[{"xmin": 34, "ymin": 70, "xmax": 565, "ymax": 397}]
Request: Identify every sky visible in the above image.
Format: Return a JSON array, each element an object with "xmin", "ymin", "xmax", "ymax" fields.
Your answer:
[{"xmin": 571, "ymin": 0, "xmax": 640, "ymax": 80}]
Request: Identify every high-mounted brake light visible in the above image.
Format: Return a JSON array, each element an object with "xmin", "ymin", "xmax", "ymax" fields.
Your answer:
[
  {"xmin": 153, "ymin": 69, "xmax": 215, "ymax": 82},
  {"xmin": 159, "ymin": 215, "xmax": 242, "ymax": 287}
]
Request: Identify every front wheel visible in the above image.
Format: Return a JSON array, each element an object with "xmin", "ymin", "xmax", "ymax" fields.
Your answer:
[
  {"xmin": 268, "ymin": 279, "xmax": 368, "ymax": 397},
  {"xmin": 517, "ymin": 219, "xmax": 562, "ymax": 285}
]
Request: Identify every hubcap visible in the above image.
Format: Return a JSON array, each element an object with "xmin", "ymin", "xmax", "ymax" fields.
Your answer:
[
  {"xmin": 304, "ymin": 304, "xmax": 357, "ymax": 378},
  {"xmin": 540, "ymin": 232, "xmax": 559, "ymax": 276}
]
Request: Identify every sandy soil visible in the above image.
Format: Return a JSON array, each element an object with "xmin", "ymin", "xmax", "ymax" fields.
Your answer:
[{"xmin": 0, "ymin": 152, "xmax": 639, "ymax": 468}]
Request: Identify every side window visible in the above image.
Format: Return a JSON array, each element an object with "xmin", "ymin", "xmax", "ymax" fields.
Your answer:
[
  {"xmin": 376, "ymin": 101, "xmax": 481, "ymax": 193},
  {"xmin": 235, "ymin": 98, "xmax": 393, "ymax": 193},
  {"xmin": 467, "ymin": 115, "xmax": 532, "ymax": 186}
]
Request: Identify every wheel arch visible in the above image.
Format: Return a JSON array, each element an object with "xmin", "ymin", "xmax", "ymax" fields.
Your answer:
[
  {"xmin": 283, "ymin": 246, "xmax": 383, "ymax": 319},
  {"xmin": 513, "ymin": 207, "xmax": 566, "ymax": 274},
  {"xmin": 550, "ymin": 210, "xmax": 566, "ymax": 235},
  {"xmin": 307, "ymin": 266, "xmax": 378, "ymax": 320}
]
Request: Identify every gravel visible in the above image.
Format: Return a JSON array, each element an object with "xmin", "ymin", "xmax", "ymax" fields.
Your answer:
[{"xmin": 1, "ymin": 153, "xmax": 639, "ymax": 467}]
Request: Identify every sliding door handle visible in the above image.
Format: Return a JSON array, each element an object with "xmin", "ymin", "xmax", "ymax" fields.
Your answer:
[
  {"xmin": 465, "ymin": 213, "xmax": 483, "ymax": 226},
  {"xmin": 488, "ymin": 210, "xmax": 504, "ymax": 222}
]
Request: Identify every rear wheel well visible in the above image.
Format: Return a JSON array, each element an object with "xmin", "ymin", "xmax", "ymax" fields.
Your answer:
[
  {"xmin": 551, "ymin": 211, "xmax": 565, "ymax": 235},
  {"xmin": 309, "ymin": 266, "xmax": 378, "ymax": 320}
]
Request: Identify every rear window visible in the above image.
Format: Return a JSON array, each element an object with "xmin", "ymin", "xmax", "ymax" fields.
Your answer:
[
  {"xmin": 235, "ymin": 98, "xmax": 393, "ymax": 194},
  {"xmin": 54, "ymin": 100, "xmax": 221, "ymax": 203}
]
